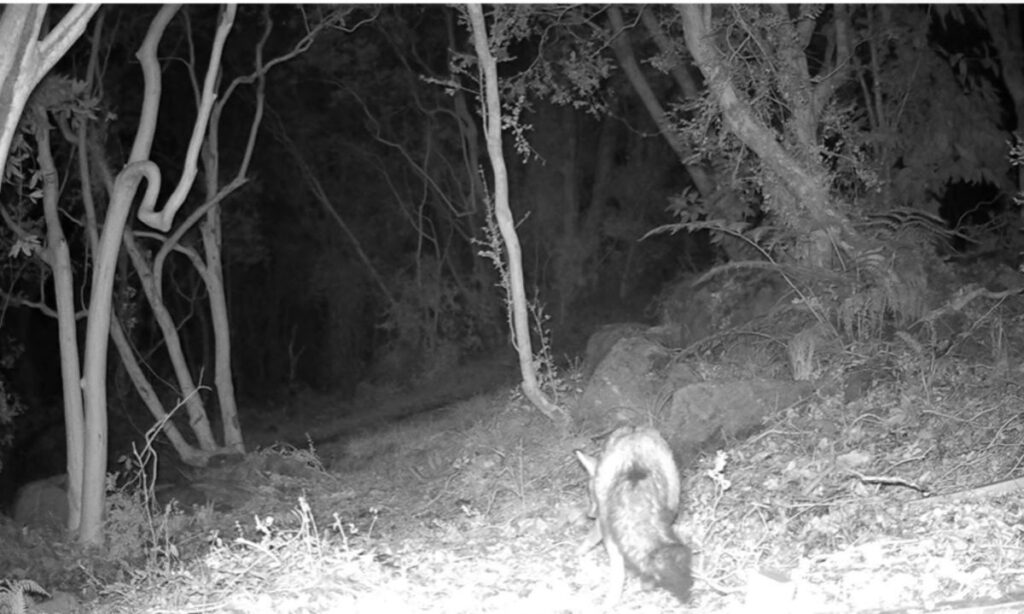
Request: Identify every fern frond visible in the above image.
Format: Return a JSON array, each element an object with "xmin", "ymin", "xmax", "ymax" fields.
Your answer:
[
  {"xmin": 857, "ymin": 207, "xmax": 956, "ymax": 246},
  {"xmin": 836, "ymin": 249, "xmax": 929, "ymax": 339},
  {"xmin": 0, "ymin": 579, "xmax": 49, "ymax": 614}
]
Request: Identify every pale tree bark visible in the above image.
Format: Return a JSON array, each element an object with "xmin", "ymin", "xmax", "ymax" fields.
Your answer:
[
  {"xmin": 678, "ymin": 5, "xmax": 852, "ymax": 265},
  {"xmin": 638, "ymin": 8, "xmax": 701, "ymax": 100},
  {"xmin": 193, "ymin": 9, "xmax": 336, "ymax": 451},
  {"xmin": 631, "ymin": 6, "xmax": 757, "ymax": 262},
  {"xmin": 31, "ymin": 108, "xmax": 86, "ymax": 531},
  {"xmin": 108, "ymin": 319, "xmax": 204, "ymax": 459},
  {"xmin": 80, "ymin": 4, "xmax": 178, "ymax": 545},
  {"xmin": 607, "ymin": 7, "xmax": 715, "ymax": 196},
  {"xmin": 5, "ymin": 60, "xmax": 201, "ymax": 540},
  {"xmin": 80, "ymin": 4, "xmax": 236, "ymax": 546},
  {"xmin": 100, "ymin": 0, "xmax": 233, "ymax": 455},
  {"xmin": 122, "ymin": 7, "xmax": 331, "ymax": 457},
  {"xmin": 4, "ymin": 4, "xmax": 309, "ymax": 543},
  {"xmin": 121, "ymin": 230, "xmax": 219, "ymax": 450},
  {"xmin": 81, "ymin": 159, "xmax": 162, "ymax": 545},
  {"xmin": 88, "ymin": 2, "xmax": 239, "ymax": 464},
  {"xmin": 445, "ymin": 12, "xmax": 496, "ymax": 302},
  {"xmin": 199, "ymin": 182, "xmax": 242, "ymax": 451},
  {"xmin": 467, "ymin": 5, "xmax": 566, "ymax": 423},
  {"xmin": 0, "ymin": 5, "xmax": 98, "ymax": 199},
  {"xmin": 135, "ymin": 6, "xmax": 235, "ymax": 232},
  {"xmin": 78, "ymin": 132, "xmax": 207, "ymax": 468},
  {"xmin": 0, "ymin": 3, "xmax": 97, "ymax": 534}
]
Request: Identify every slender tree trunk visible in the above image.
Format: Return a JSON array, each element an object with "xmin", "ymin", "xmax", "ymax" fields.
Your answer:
[
  {"xmin": 0, "ymin": 5, "xmax": 99, "ymax": 532},
  {"xmin": 467, "ymin": 5, "xmax": 566, "ymax": 422},
  {"xmin": 34, "ymin": 111, "xmax": 85, "ymax": 532},
  {"xmin": 108, "ymin": 318, "xmax": 203, "ymax": 462},
  {"xmin": 122, "ymin": 231, "xmax": 218, "ymax": 449},
  {"xmin": 79, "ymin": 129, "xmax": 206, "ymax": 467},
  {"xmin": 608, "ymin": 7, "xmax": 715, "ymax": 195},
  {"xmin": 638, "ymin": 8, "xmax": 701, "ymax": 99},
  {"xmin": 201, "ymin": 189, "xmax": 244, "ymax": 451},
  {"xmin": 79, "ymin": 3, "xmax": 180, "ymax": 546},
  {"xmin": 81, "ymin": 160, "xmax": 162, "ymax": 545}
]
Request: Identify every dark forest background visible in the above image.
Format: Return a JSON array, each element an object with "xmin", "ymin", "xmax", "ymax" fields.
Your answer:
[{"xmin": 2, "ymin": 5, "xmax": 1023, "ymax": 500}]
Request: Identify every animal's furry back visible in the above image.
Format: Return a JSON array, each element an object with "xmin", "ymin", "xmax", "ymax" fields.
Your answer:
[
  {"xmin": 586, "ymin": 426, "xmax": 693, "ymax": 602},
  {"xmin": 605, "ymin": 459, "xmax": 692, "ymax": 601}
]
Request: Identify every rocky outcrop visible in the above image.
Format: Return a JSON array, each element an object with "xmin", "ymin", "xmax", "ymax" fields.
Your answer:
[{"xmin": 12, "ymin": 473, "xmax": 68, "ymax": 531}]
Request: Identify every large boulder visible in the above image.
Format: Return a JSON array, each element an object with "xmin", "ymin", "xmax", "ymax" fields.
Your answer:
[
  {"xmin": 575, "ymin": 328, "xmax": 812, "ymax": 463},
  {"xmin": 574, "ymin": 334, "xmax": 700, "ymax": 429},
  {"xmin": 661, "ymin": 379, "xmax": 812, "ymax": 461},
  {"xmin": 581, "ymin": 322, "xmax": 686, "ymax": 382},
  {"xmin": 581, "ymin": 323, "xmax": 648, "ymax": 381},
  {"xmin": 12, "ymin": 473, "xmax": 68, "ymax": 531}
]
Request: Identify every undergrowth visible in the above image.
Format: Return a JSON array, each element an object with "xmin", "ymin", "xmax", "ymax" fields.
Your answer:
[{"xmin": 0, "ymin": 579, "xmax": 48, "ymax": 614}]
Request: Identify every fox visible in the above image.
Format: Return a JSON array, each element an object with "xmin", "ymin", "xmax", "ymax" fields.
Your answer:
[{"xmin": 575, "ymin": 425, "xmax": 693, "ymax": 607}]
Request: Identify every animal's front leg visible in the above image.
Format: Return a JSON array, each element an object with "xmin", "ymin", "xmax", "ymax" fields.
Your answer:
[
  {"xmin": 577, "ymin": 520, "xmax": 603, "ymax": 556},
  {"xmin": 603, "ymin": 537, "xmax": 625, "ymax": 608}
]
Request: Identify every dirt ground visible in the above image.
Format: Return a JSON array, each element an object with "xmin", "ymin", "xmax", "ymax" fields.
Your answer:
[{"xmin": 3, "ymin": 347, "xmax": 1024, "ymax": 613}]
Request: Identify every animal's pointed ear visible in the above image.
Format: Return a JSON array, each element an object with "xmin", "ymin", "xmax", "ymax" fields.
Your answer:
[{"xmin": 575, "ymin": 450, "xmax": 598, "ymax": 476}]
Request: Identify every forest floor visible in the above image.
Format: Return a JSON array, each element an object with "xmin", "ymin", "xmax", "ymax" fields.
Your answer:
[{"xmin": 3, "ymin": 347, "xmax": 1024, "ymax": 613}]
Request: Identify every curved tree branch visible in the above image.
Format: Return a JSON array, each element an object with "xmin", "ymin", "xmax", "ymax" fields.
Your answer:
[
  {"xmin": 138, "ymin": 5, "xmax": 236, "ymax": 231},
  {"xmin": 679, "ymin": 6, "xmax": 827, "ymax": 212},
  {"xmin": 607, "ymin": 6, "xmax": 715, "ymax": 195}
]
